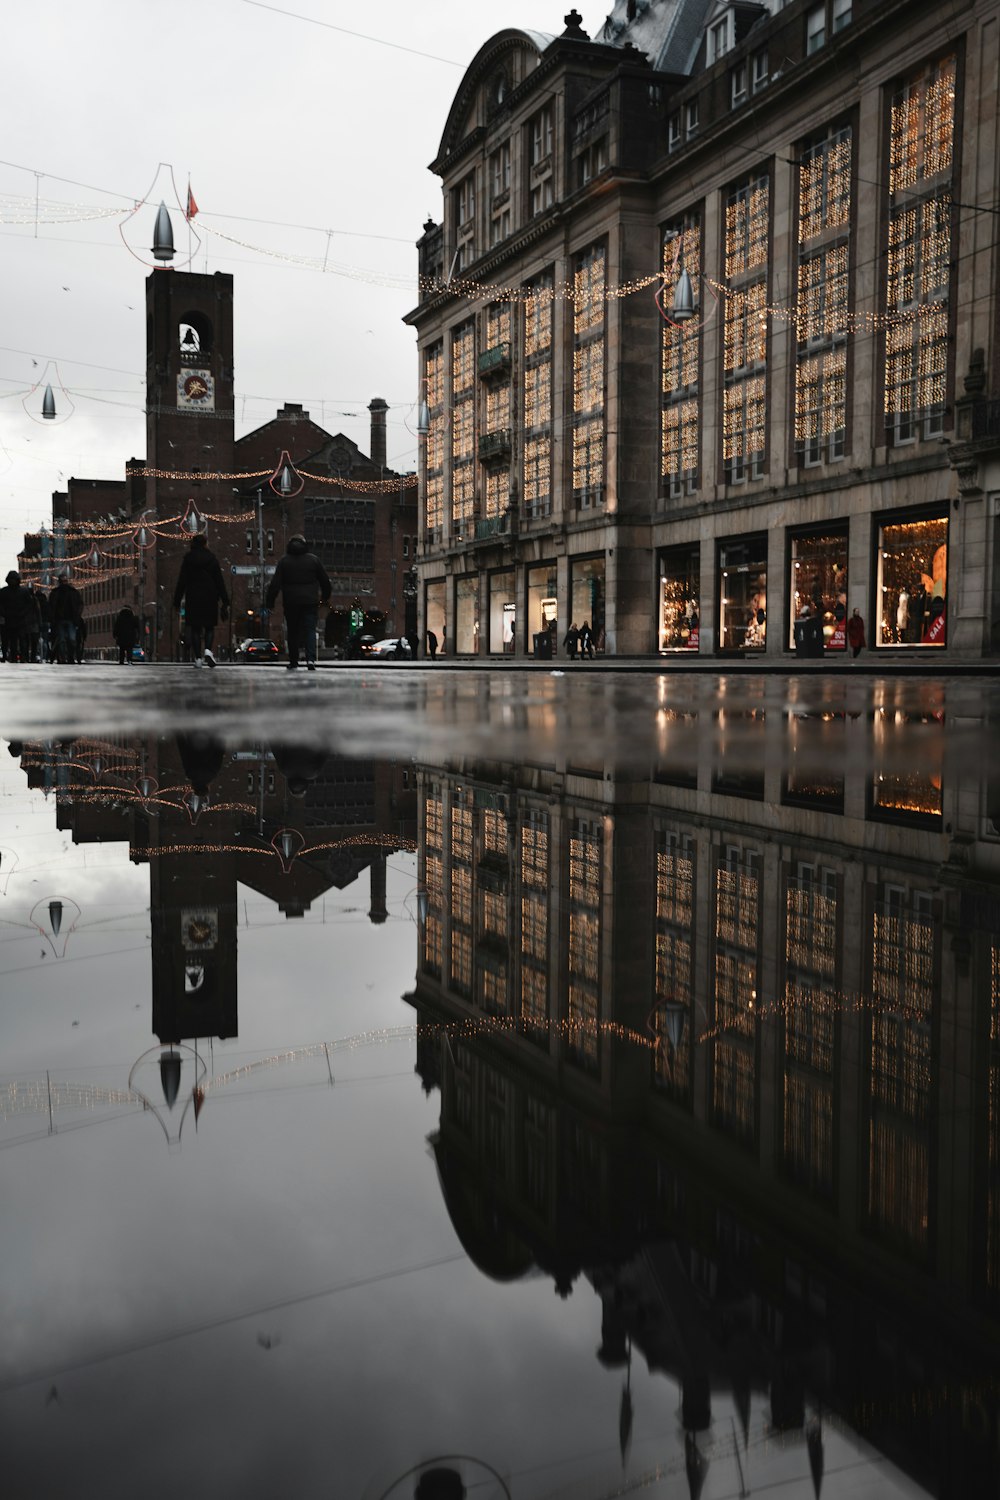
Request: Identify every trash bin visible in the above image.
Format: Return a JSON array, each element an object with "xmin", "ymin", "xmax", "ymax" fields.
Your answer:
[{"xmin": 533, "ymin": 631, "xmax": 552, "ymax": 660}]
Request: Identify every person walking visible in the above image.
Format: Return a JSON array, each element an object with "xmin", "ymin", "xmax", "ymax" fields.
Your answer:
[
  {"xmin": 579, "ymin": 620, "xmax": 594, "ymax": 659},
  {"xmin": 847, "ymin": 608, "xmax": 866, "ymax": 659},
  {"xmin": 113, "ymin": 605, "xmax": 140, "ymax": 664},
  {"xmin": 173, "ymin": 533, "xmax": 229, "ymax": 668},
  {"xmin": 24, "ymin": 586, "xmax": 43, "ymax": 662},
  {"xmin": 426, "ymin": 627, "xmax": 438, "ymax": 660},
  {"xmin": 0, "ymin": 572, "xmax": 35, "ymax": 661},
  {"xmin": 265, "ymin": 533, "xmax": 331, "ymax": 671},
  {"xmin": 49, "ymin": 574, "xmax": 83, "ymax": 663},
  {"xmin": 563, "ymin": 622, "xmax": 580, "ymax": 659}
]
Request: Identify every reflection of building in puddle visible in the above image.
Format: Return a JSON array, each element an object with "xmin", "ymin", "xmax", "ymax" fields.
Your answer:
[
  {"xmin": 8, "ymin": 735, "xmax": 417, "ymax": 1046},
  {"xmin": 408, "ymin": 735, "xmax": 1000, "ymax": 1497}
]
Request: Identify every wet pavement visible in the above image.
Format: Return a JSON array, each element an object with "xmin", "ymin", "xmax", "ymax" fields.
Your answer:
[{"xmin": 1, "ymin": 666, "xmax": 998, "ymax": 1499}]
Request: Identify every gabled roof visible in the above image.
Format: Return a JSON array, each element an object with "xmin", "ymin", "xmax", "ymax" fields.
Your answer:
[{"xmin": 598, "ymin": 0, "xmax": 718, "ymax": 74}]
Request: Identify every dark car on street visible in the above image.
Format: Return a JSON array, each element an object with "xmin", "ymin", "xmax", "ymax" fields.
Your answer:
[{"xmin": 237, "ymin": 638, "xmax": 280, "ymax": 662}]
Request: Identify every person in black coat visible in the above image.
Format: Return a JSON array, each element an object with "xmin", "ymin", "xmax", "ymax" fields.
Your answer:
[
  {"xmin": 113, "ymin": 606, "xmax": 140, "ymax": 664},
  {"xmin": 0, "ymin": 571, "xmax": 36, "ymax": 662},
  {"xmin": 265, "ymin": 534, "xmax": 331, "ymax": 671},
  {"xmin": 49, "ymin": 574, "xmax": 83, "ymax": 663},
  {"xmin": 173, "ymin": 534, "xmax": 229, "ymax": 667}
]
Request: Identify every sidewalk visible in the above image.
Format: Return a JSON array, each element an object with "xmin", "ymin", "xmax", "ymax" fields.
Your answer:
[{"xmin": 316, "ymin": 653, "xmax": 999, "ymax": 675}]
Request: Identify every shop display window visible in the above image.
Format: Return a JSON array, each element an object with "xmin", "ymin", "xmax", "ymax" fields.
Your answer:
[
  {"xmin": 782, "ymin": 711, "xmax": 845, "ymax": 810},
  {"xmin": 454, "ymin": 574, "xmax": 479, "ymax": 656},
  {"xmin": 659, "ymin": 545, "xmax": 701, "ymax": 652},
  {"xmin": 876, "ymin": 514, "xmax": 948, "ymax": 647},
  {"xmin": 871, "ymin": 704, "xmax": 944, "ymax": 822},
  {"xmin": 570, "ymin": 556, "xmax": 606, "ymax": 652},
  {"xmin": 526, "ymin": 563, "xmax": 557, "ymax": 656},
  {"xmin": 789, "ymin": 530, "xmax": 848, "ymax": 651},
  {"xmin": 488, "ymin": 570, "xmax": 515, "ymax": 654},
  {"xmin": 718, "ymin": 538, "xmax": 767, "ymax": 652},
  {"xmin": 425, "ymin": 579, "xmax": 446, "ymax": 655}
]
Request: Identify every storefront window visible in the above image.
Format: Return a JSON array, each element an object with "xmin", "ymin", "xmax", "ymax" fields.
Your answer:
[
  {"xmin": 789, "ymin": 530, "xmax": 848, "ymax": 651},
  {"xmin": 571, "ymin": 556, "xmax": 606, "ymax": 653},
  {"xmin": 527, "ymin": 562, "xmax": 558, "ymax": 656},
  {"xmin": 659, "ymin": 544, "xmax": 700, "ymax": 651},
  {"xmin": 425, "ymin": 579, "xmax": 445, "ymax": 655},
  {"xmin": 876, "ymin": 514, "xmax": 948, "ymax": 647},
  {"xmin": 718, "ymin": 537, "xmax": 767, "ymax": 653},
  {"xmin": 488, "ymin": 570, "xmax": 516, "ymax": 654},
  {"xmin": 454, "ymin": 574, "xmax": 479, "ymax": 655}
]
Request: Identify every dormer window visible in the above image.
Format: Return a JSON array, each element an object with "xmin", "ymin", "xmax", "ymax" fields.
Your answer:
[{"xmin": 710, "ymin": 13, "xmax": 732, "ymax": 62}]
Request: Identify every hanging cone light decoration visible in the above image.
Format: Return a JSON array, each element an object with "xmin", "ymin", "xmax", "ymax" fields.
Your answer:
[
  {"xmin": 672, "ymin": 266, "xmax": 695, "ymax": 321},
  {"xmin": 152, "ymin": 201, "xmax": 175, "ymax": 262},
  {"xmin": 41, "ymin": 384, "xmax": 56, "ymax": 419},
  {"xmin": 271, "ymin": 827, "xmax": 304, "ymax": 872},
  {"xmin": 159, "ymin": 1050, "xmax": 182, "ymax": 1109},
  {"xmin": 417, "ymin": 398, "xmax": 430, "ymax": 436},
  {"xmin": 178, "ymin": 499, "xmax": 208, "ymax": 538},
  {"xmin": 268, "ymin": 450, "xmax": 304, "ymax": 498},
  {"xmin": 48, "ymin": 900, "xmax": 64, "ymax": 937}
]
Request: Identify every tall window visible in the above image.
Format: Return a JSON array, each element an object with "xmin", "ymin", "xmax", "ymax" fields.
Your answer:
[
  {"xmin": 782, "ymin": 862, "xmax": 838, "ymax": 1195},
  {"xmin": 489, "ymin": 141, "xmax": 511, "ymax": 247},
  {"xmin": 529, "ymin": 104, "xmax": 554, "ymax": 217},
  {"xmin": 572, "ymin": 244, "xmax": 605, "ymax": 506},
  {"xmin": 653, "ymin": 831, "xmax": 695, "ymax": 1104},
  {"xmin": 451, "ymin": 322, "xmax": 475, "ymax": 535},
  {"xmin": 523, "ymin": 273, "xmax": 553, "ymax": 519},
  {"xmin": 661, "ymin": 213, "xmax": 701, "ymax": 497},
  {"xmin": 567, "ymin": 817, "xmax": 602, "ymax": 1071},
  {"xmin": 723, "ymin": 174, "xmax": 769, "ymax": 482},
  {"xmin": 423, "ymin": 343, "xmax": 444, "ymax": 536},
  {"xmin": 712, "ymin": 844, "xmax": 759, "ymax": 1142},
  {"xmin": 454, "ymin": 173, "xmax": 476, "ymax": 273},
  {"xmin": 520, "ymin": 809, "xmax": 550, "ymax": 1040},
  {"xmin": 885, "ymin": 55, "xmax": 956, "ymax": 442},
  {"xmin": 867, "ymin": 885, "xmax": 936, "ymax": 1249},
  {"xmin": 988, "ymin": 944, "xmax": 1000, "ymax": 1297},
  {"xmin": 796, "ymin": 126, "xmax": 851, "ymax": 465}
]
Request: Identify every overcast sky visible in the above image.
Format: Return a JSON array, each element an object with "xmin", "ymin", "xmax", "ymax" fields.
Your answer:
[{"xmin": 0, "ymin": 2, "xmax": 609, "ymax": 564}]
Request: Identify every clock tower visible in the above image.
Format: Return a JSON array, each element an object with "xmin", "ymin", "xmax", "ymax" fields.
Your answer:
[
  {"xmin": 145, "ymin": 268, "xmax": 235, "ymax": 498},
  {"xmin": 144, "ymin": 268, "xmax": 237, "ymax": 655}
]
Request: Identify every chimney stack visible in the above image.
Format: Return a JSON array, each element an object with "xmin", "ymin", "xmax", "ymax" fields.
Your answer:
[{"xmin": 368, "ymin": 397, "xmax": 388, "ymax": 471}]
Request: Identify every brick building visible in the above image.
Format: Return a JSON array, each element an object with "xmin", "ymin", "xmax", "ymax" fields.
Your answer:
[
  {"xmin": 407, "ymin": 0, "xmax": 1000, "ymax": 659},
  {"xmin": 20, "ymin": 263, "xmax": 417, "ymax": 658}
]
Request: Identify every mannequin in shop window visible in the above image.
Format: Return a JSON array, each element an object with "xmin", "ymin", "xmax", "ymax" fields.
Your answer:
[{"xmin": 896, "ymin": 587, "xmax": 909, "ymax": 642}]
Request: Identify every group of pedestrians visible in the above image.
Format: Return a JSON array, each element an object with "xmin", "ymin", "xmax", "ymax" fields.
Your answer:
[
  {"xmin": 173, "ymin": 529, "xmax": 332, "ymax": 671},
  {"xmin": 563, "ymin": 620, "xmax": 597, "ymax": 660},
  {"xmin": 0, "ymin": 570, "xmax": 91, "ymax": 664}
]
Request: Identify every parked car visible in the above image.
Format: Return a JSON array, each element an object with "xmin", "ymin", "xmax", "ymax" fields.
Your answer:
[
  {"xmin": 237, "ymin": 638, "xmax": 280, "ymax": 662},
  {"xmin": 366, "ymin": 637, "xmax": 413, "ymax": 660}
]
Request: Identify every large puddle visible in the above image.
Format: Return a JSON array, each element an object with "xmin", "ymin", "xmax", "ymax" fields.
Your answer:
[{"xmin": 1, "ymin": 671, "xmax": 998, "ymax": 1498}]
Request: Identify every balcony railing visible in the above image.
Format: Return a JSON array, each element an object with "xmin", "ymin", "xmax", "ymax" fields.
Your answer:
[
  {"xmin": 477, "ymin": 343, "xmax": 511, "ymax": 378},
  {"xmin": 478, "ymin": 427, "xmax": 512, "ymax": 461},
  {"xmin": 473, "ymin": 508, "xmax": 516, "ymax": 543}
]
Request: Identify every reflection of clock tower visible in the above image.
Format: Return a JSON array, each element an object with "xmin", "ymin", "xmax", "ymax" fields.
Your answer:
[
  {"xmin": 145, "ymin": 269, "xmax": 236, "ymax": 655},
  {"xmin": 150, "ymin": 853, "xmax": 239, "ymax": 1046}
]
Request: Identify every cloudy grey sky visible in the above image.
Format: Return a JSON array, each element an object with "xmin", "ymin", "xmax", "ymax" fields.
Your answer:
[{"xmin": 0, "ymin": 2, "xmax": 606, "ymax": 565}]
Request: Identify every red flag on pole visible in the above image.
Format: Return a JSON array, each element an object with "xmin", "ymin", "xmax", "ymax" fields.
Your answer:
[{"xmin": 185, "ymin": 185, "xmax": 199, "ymax": 221}]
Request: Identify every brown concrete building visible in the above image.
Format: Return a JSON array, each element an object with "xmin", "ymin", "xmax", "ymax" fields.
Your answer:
[
  {"xmin": 406, "ymin": 0, "xmax": 1000, "ymax": 660},
  {"xmin": 19, "ymin": 266, "xmax": 417, "ymax": 659}
]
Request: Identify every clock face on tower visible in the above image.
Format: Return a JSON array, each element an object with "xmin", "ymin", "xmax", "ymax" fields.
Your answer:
[{"xmin": 177, "ymin": 369, "xmax": 215, "ymax": 410}]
